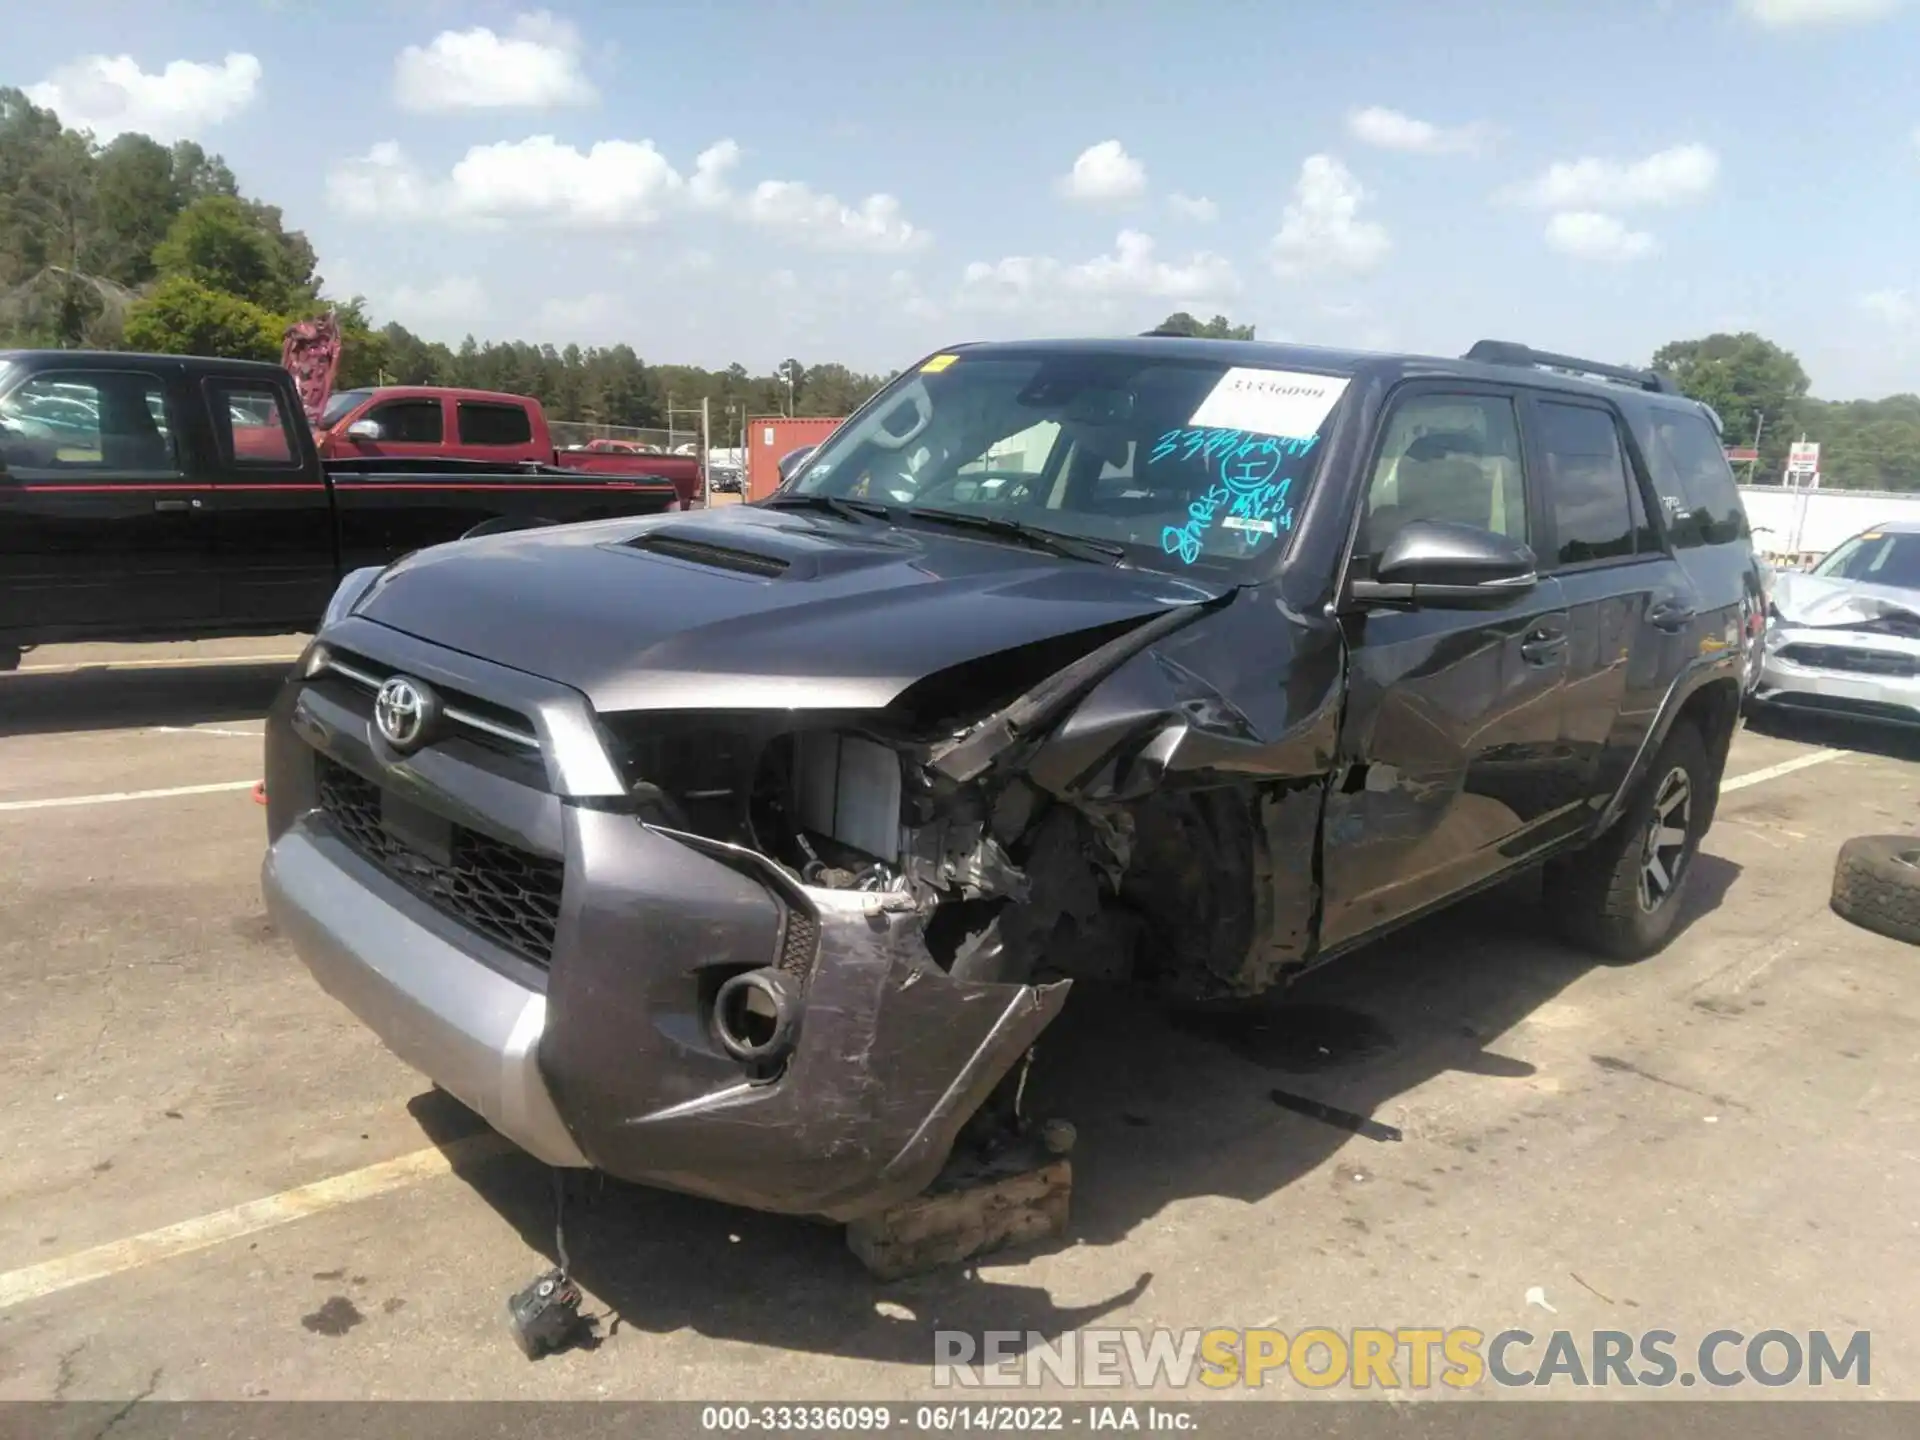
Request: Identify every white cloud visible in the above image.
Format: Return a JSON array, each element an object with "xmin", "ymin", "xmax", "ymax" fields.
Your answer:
[
  {"xmin": 1738, "ymin": 0, "xmax": 1900, "ymax": 27},
  {"xmin": 326, "ymin": 141, "xmax": 432, "ymax": 217},
  {"xmin": 743, "ymin": 182, "xmax": 927, "ymax": 252},
  {"xmin": 25, "ymin": 52, "xmax": 260, "ymax": 142},
  {"xmin": 959, "ymin": 230, "xmax": 1238, "ymax": 312},
  {"xmin": 689, "ymin": 140, "xmax": 740, "ymax": 208},
  {"xmin": 1544, "ymin": 211, "xmax": 1658, "ymax": 263},
  {"xmin": 1168, "ymin": 192, "xmax": 1219, "ymax": 222},
  {"xmin": 326, "ymin": 135, "xmax": 927, "ymax": 251},
  {"xmin": 394, "ymin": 11, "xmax": 595, "ymax": 112},
  {"xmin": 1347, "ymin": 106, "xmax": 1489, "ymax": 155},
  {"xmin": 1059, "ymin": 140, "xmax": 1148, "ymax": 202},
  {"xmin": 1270, "ymin": 155, "xmax": 1391, "ymax": 278},
  {"xmin": 1860, "ymin": 288, "xmax": 1917, "ymax": 325},
  {"xmin": 453, "ymin": 136, "xmax": 685, "ymax": 224},
  {"xmin": 388, "ymin": 276, "xmax": 488, "ymax": 324},
  {"xmin": 1512, "ymin": 143, "xmax": 1719, "ymax": 209},
  {"xmin": 887, "ymin": 269, "xmax": 944, "ymax": 321}
]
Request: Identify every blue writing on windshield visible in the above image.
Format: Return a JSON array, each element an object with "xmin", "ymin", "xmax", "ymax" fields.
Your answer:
[{"xmin": 1151, "ymin": 426, "xmax": 1314, "ymax": 565}]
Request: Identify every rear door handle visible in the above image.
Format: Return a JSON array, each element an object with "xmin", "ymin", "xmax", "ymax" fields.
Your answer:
[
  {"xmin": 1648, "ymin": 599, "xmax": 1694, "ymax": 633},
  {"xmin": 152, "ymin": 497, "xmax": 200, "ymax": 513}
]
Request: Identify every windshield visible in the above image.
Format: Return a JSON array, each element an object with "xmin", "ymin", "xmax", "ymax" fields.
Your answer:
[
  {"xmin": 319, "ymin": 388, "xmax": 372, "ymax": 427},
  {"xmin": 788, "ymin": 349, "xmax": 1350, "ymax": 575},
  {"xmin": 1813, "ymin": 530, "xmax": 1920, "ymax": 590}
]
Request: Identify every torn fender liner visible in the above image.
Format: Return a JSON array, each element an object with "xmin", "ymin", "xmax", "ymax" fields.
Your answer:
[
  {"xmin": 928, "ymin": 589, "xmax": 1241, "ymax": 785},
  {"xmin": 543, "ymin": 902, "xmax": 1070, "ymax": 1222}
]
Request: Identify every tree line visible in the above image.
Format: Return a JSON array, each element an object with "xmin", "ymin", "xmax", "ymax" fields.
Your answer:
[
  {"xmin": 0, "ymin": 88, "xmax": 887, "ymax": 430},
  {"xmin": 3, "ymin": 88, "xmax": 1915, "ymax": 485}
]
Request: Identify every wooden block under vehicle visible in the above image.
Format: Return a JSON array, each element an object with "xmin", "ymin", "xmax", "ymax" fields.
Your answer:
[{"xmin": 846, "ymin": 1159, "xmax": 1072, "ymax": 1281}]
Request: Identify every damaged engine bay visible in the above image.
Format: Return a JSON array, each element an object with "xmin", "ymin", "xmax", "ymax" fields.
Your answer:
[{"xmin": 602, "ymin": 593, "xmax": 1338, "ymax": 1047}]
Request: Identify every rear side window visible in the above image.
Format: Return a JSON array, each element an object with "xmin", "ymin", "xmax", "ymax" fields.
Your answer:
[
  {"xmin": 1534, "ymin": 400, "xmax": 1640, "ymax": 567},
  {"xmin": 1642, "ymin": 409, "xmax": 1750, "ymax": 548},
  {"xmin": 457, "ymin": 401, "xmax": 534, "ymax": 447},
  {"xmin": 367, "ymin": 399, "xmax": 444, "ymax": 444},
  {"xmin": 208, "ymin": 380, "xmax": 297, "ymax": 466}
]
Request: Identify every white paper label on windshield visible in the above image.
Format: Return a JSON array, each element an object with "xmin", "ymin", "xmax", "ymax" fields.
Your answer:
[
  {"xmin": 1187, "ymin": 368, "xmax": 1349, "ymax": 439},
  {"xmin": 1221, "ymin": 514, "xmax": 1278, "ymax": 536}
]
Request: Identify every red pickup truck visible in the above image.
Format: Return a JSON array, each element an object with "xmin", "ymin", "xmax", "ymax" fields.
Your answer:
[{"xmin": 314, "ymin": 385, "xmax": 703, "ymax": 507}]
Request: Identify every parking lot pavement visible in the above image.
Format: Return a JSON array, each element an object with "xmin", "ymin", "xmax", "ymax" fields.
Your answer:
[{"xmin": 2, "ymin": 652, "xmax": 1917, "ymax": 1401}]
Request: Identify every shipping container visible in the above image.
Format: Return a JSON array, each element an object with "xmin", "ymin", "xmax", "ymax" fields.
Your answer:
[{"xmin": 745, "ymin": 415, "xmax": 844, "ymax": 502}]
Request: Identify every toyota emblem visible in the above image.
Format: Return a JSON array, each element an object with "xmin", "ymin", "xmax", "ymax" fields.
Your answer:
[{"xmin": 373, "ymin": 675, "xmax": 438, "ymax": 752}]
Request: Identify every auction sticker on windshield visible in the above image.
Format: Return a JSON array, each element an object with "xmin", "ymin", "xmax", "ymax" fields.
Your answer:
[{"xmin": 1188, "ymin": 367, "xmax": 1349, "ymax": 440}]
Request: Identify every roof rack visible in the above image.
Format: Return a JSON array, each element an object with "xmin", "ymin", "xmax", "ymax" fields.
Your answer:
[{"xmin": 1463, "ymin": 339, "xmax": 1679, "ymax": 395}]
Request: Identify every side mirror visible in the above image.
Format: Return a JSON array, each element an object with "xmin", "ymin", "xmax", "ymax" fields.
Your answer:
[
  {"xmin": 1349, "ymin": 519, "xmax": 1538, "ymax": 609},
  {"xmin": 345, "ymin": 418, "xmax": 383, "ymax": 442},
  {"xmin": 777, "ymin": 445, "xmax": 816, "ymax": 483}
]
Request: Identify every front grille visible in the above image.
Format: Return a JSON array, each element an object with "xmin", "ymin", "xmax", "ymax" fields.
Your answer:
[
  {"xmin": 316, "ymin": 758, "xmax": 564, "ymax": 966},
  {"xmin": 317, "ymin": 646, "xmax": 542, "ymax": 754},
  {"xmin": 1777, "ymin": 643, "xmax": 1919, "ymax": 678}
]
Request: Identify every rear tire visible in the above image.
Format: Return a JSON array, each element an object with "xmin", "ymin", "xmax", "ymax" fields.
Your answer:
[
  {"xmin": 1548, "ymin": 721, "xmax": 1710, "ymax": 963},
  {"xmin": 1830, "ymin": 836, "xmax": 1920, "ymax": 946}
]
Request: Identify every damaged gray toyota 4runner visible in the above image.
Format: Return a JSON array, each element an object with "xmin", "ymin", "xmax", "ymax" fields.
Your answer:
[{"xmin": 262, "ymin": 336, "xmax": 1764, "ymax": 1222}]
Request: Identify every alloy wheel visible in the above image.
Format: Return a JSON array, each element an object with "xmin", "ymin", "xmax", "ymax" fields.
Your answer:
[{"xmin": 1636, "ymin": 766, "xmax": 1693, "ymax": 914}]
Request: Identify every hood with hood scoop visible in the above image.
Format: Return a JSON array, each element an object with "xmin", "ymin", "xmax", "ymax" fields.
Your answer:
[{"xmin": 349, "ymin": 504, "xmax": 1229, "ymax": 714}]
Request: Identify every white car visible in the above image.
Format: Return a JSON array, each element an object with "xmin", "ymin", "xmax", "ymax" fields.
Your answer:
[{"xmin": 1753, "ymin": 521, "xmax": 1920, "ymax": 726}]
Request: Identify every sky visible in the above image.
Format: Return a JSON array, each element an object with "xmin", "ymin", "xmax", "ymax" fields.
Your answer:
[{"xmin": 9, "ymin": 0, "xmax": 1920, "ymax": 398}]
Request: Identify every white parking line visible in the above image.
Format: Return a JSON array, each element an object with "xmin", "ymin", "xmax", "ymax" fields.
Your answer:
[
  {"xmin": 0, "ymin": 781, "xmax": 258, "ymax": 814},
  {"xmin": 8, "ymin": 652, "xmax": 302, "ymax": 676},
  {"xmin": 1722, "ymin": 748, "xmax": 1845, "ymax": 792},
  {"xmin": 156, "ymin": 726, "xmax": 264, "ymax": 739},
  {"xmin": 0, "ymin": 1135, "xmax": 508, "ymax": 1312}
]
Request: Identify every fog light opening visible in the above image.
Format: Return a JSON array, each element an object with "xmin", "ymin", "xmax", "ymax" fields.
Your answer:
[{"xmin": 712, "ymin": 967, "xmax": 799, "ymax": 1068}]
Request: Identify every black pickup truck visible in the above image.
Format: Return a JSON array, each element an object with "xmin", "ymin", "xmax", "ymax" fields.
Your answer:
[
  {"xmin": 262, "ymin": 334, "xmax": 1765, "ymax": 1227},
  {"xmin": 0, "ymin": 349, "xmax": 679, "ymax": 668}
]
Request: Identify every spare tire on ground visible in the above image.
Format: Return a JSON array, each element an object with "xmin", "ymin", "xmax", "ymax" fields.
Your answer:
[{"xmin": 1831, "ymin": 835, "xmax": 1920, "ymax": 945}]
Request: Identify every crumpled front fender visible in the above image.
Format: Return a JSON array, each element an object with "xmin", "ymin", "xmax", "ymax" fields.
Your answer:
[{"xmin": 545, "ymin": 881, "xmax": 1070, "ymax": 1221}]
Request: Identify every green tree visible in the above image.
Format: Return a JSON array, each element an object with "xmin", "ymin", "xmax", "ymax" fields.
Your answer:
[
  {"xmin": 153, "ymin": 196, "xmax": 296, "ymax": 311},
  {"xmin": 123, "ymin": 274, "xmax": 283, "ymax": 361},
  {"xmin": 167, "ymin": 141, "xmax": 239, "ymax": 206},
  {"xmin": 0, "ymin": 125, "xmax": 110, "ymax": 346},
  {"xmin": 1154, "ymin": 311, "xmax": 1256, "ymax": 340},
  {"xmin": 1650, "ymin": 333, "xmax": 1810, "ymax": 483},
  {"xmin": 89, "ymin": 133, "xmax": 179, "ymax": 286},
  {"xmin": 796, "ymin": 362, "xmax": 881, "ymax": 416}
]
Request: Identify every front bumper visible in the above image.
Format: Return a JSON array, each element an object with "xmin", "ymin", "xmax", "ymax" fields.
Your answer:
[
  {"xmin": 263, "ymin": 826, "xmax": 590, "ymax": 1168},
  {"xmin": 262, "ymin": 619, "xmax": 1068, "ymax": 1221},
  {"xmin": 1753, "ymin": 625, "xmax": 1920, "ymax": 726}
]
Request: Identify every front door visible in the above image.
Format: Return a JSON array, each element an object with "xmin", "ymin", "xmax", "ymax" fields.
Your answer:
[
  {"xmin": 0, "ymin": 363, "xmax": 219, "ymax": 646},
  {"xmin": 1320, "ymin": 385, "xmax": 1577, "ymax": 951}
]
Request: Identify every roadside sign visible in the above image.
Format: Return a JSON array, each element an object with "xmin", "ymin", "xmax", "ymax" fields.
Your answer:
[
  {"xmin": 1785, "ymin": 441, "xmax": 1820, "ymax": 486},
  {"xmin": 1725, "ymin": 446, "xmax": 1759, "ymax": 464}
]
